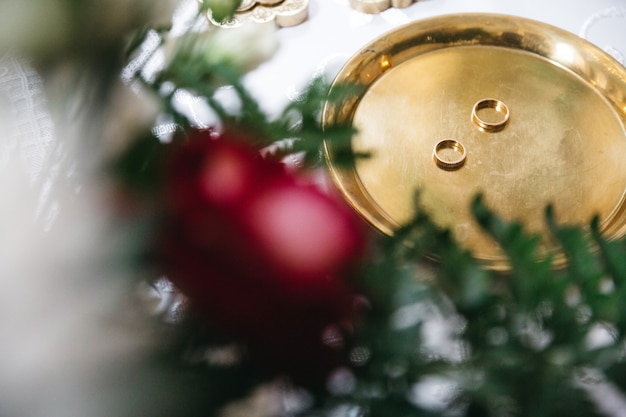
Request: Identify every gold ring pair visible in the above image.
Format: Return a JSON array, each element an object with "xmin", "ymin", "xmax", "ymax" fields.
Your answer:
[{"xmin": 433, "ymin": 98, "xmax": 510, "ymax": 171}]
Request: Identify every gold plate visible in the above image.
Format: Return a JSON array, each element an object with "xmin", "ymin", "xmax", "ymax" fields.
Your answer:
[{"xmin": 322, "ymin": 14, "xmax": 626, "ymax": 270}]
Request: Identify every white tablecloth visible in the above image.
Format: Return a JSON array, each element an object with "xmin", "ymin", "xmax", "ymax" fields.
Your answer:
[{"xmin": 244, "ymin": 0, "xmax": 626, "ymax": 115}]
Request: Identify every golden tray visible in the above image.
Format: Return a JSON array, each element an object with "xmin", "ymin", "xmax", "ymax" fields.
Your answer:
[{"xmin": 322, "ymin": 13, "xmax": 626, "ymax": 271}]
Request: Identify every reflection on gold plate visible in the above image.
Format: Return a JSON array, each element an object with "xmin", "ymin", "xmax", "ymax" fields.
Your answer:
[{"xmin": 322, "ymin": 14, "xmax": 626, "ymax": 271}]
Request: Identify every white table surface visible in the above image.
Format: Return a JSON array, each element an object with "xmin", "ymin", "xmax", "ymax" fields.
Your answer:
[{"xmin": 243, "ymin": 0, "xmax": 626, "ymax": 115}]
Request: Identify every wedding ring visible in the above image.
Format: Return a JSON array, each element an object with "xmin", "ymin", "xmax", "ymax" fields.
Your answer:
[
  {"xmin": 433, "ymin": 139, "xmax": 467, "ymax": 171},
  {"xmin": 471, "ymin": 98, "xmax": 510, "ymax": 132}
]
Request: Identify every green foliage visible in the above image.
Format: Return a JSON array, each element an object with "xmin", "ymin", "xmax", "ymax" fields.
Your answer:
[
  {"xmin": 111, "ymin": 131, "xmax": 167, "ymax": 195},
  {"xmin": 301, "ymin": 194, "xmax": 626, "ymax": 417},
  {"xmin": 271, "ymin": 77, "xmax": 360, "ymax": 167}
]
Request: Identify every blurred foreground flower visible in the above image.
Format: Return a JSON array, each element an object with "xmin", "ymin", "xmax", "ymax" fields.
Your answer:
[
  {"xmin": 162, "ymin": 19, "xmax": 279, "ymax": 77},
  {"xmin": 0, "ymin": 0, "xmax": 181, "ymax": 67},
  {"xmin": 0, "ymin": 155, "xmax": 157, "ymax": 417},
  {"xmin": 158, "ymin": 129, "xmax": 366, "ymax": 384}
]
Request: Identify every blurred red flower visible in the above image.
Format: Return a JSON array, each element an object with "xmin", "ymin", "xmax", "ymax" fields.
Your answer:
[{"xmin": 158, "ymin": 129, "xmax": 365, "ymax": 384}]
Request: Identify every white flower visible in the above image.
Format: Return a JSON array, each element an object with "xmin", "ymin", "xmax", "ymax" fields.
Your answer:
[
  {"xmin": 0, "ymin": 58, "xmax": 160, "ymax": 417},
  {"xmin": 0, "ymin": 157, "xmax": 154, "ymax": 417},
  {"xmin": 209, "ymin": 21, "xmax": 280, "ymax": 72},
  {"xmin": 164, "ymin": 21, "xmax": 280, "ymax": 74},
  {"xmin": 100, "ymin": 81, "xmax": 164, "ymax": 158}
]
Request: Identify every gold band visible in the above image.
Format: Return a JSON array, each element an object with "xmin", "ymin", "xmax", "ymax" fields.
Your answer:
[
  {"xmin": 471, "ymin": 98, "xmax": 510, "ymax": 132},
  {"xmin": 433, "ymin": 139, "xmax": 467, "ymax": 171}
]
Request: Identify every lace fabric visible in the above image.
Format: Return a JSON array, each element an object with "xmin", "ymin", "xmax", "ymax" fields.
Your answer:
[{"xmin": 0, "ymin": 54, "xmax": 54, "ymax": 183}]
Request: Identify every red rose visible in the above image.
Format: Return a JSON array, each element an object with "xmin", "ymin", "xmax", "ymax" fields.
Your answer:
[{"xmin": 158, "ymin": 129, "xmax": 365, "ymax": 384}]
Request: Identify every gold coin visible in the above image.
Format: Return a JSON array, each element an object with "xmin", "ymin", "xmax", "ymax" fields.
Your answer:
[
  {"xmin": 390, "ymin": 0, "xmax": 414, "ymax": 7},
  {"xmin": 273, "ymin": 0, "xmax": 308, "ymax": 27},
  {"xmin": 237, "ymin": 0, "xmax": 257, "ymax": 11},
  {"xmin": 208, "ymin": 0, "xmax": 307, "ymax": 28},
  {"xmin": 349, "ymin": 0, "xmax": 390, "ymax": 14}
]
